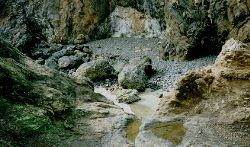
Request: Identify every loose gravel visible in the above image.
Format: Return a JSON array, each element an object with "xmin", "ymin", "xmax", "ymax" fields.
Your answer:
[{"xmin": 87, "ymin": 37, "xmax": 217, "ymax": 91}]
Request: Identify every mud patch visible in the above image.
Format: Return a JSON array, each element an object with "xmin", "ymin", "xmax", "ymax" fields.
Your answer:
[
  {"xmin": 145, "ymin": 122, "xmax": 186, "ymax": 145},
  {"xmin": 126, "ymin": 119, "xmax": 142, "ymax": 142},
  {"xmin": 129, "ymin": 89, "xmax": 161, "ymax": 117}
]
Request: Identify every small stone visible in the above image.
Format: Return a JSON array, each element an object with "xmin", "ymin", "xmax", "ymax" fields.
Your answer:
[
  {"xmin": 58, "ymin": 55, "xmax": 81, "ymax": 69},
  {"xmin": 36, "ymin": 58, "xmax": 45, "ymax": 64},
  {"xmin": 113, "ymin": 89, "xmax": 141, "ymax": 104}
]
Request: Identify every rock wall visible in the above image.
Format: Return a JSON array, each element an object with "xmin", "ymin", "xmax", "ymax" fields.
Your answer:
[
  {"xmin": 158, "ymin": 0, "xmax": 250, "ymax": 61},
  {"xmin": 158, "ymin": 38, "xmax": 250, "ymax": 122},
  {"xmin": 0, "ymin": 0, "xmax": 165, "ymax": 53},
  {"xmin": 0, "ymin": 0, "xmax": 112, "ymax": 51},
  {"xmin": 110, "ymin": 6, "xmax": 164, "ymax": 38}
]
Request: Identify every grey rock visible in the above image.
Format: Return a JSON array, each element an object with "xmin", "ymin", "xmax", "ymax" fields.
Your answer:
[
  {"xmin": 58, "ymin": 55, "xmax": 81, "ymax": 69},
  {"xmin": 74, "ymin": 50, "xmax": 91, "ymax": 63},
  {"xmin": 51, "ymin": 48, "xmax": 74, "ymax": 59},
  {"xmin": 73, "ymin": 59, "xmax": 116, "ymax": 82},
  {"xmin": 158, "ymin": 0, "xmax": 250, "ymax": 61},
  {"xmin": 35, "ymin": 58, "xmax": 45, "ymax": 65},
  {"xmin": 112, "ymin": 60, "xmax": 128, "ymax": 74},
  {"xmin": 70, "ymin": 76, "xmax": 94, "ymax": 91},
  {"xmin": 118, "ymin": 56, "xmax": 152, "ymax": 91},
  {"xmin": 44, "ymin": 57, "xmax": 58, "ymax": 69},
  {"xmin": 75, "ymin": 44, "xmax": 92, "ymax": 54}
]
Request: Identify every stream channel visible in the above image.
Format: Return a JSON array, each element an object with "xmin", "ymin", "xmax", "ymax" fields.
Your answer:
[{"xmin": 94, "ymin": 87, "xmax": 186, "ymax": 145}]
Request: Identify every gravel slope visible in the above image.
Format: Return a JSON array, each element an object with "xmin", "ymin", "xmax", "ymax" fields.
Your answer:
[{"xmin": 87, "ymin": 37, "xmax": 216, "ymax": 91}]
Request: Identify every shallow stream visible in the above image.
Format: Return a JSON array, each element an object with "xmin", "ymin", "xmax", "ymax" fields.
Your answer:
[
  {"xmin": 94, "ymin": 87, "xmax": 164, "ymax": 117},
  {"xmin": 94, "ymin": 86, "xmax": 184, "ymax": 144}
]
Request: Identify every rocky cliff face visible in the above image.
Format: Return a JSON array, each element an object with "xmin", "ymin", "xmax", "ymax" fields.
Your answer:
[
  {"xmin": 110, "ymin": 6, "xmax": 164, "ymax": 38},
  {"xmin": 0, "ymin": 0, "xmax": 164, "ymax": 53},
  {"xmin": 158, "ymin": 0, "xmax": 250, "ymax": 61},
  {"xmin": 157, "ymin": 39, "xmax": 250, "ymax": 145},
  {"xmin": 0, "ymin": 38, "xmax": 133, "ymax": 146},
  {"xmin": 0, "ymin": 0, "xmax": 112, "ymax": 50}
]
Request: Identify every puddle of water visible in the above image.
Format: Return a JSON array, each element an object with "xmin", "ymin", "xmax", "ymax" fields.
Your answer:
[
  {"xmin": 130, "ymin": 89, "xmax": 161, "ymax": 117},
  {"xmin": 94, "ymin": 87, "xmax": 161, "ymax": 117},
  {"xmin": 126, "ymin": 119, "xmax": 142, "ymax": 142},
  {"xmin": 146, "ymin": 122, "xmax": 186, "ymax": 145},
  {"xmin": 130, "ymin": 104, "xmax": 153, "ymax": 117}
]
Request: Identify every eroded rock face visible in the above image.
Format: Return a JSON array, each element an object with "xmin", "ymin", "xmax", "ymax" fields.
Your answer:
[
  {"xmin": 158, "ymin": 0, "xmax": 250, "ymax": 61},
  {"xmin": 0, "ymin": 39, "xmax": 133, "ymax": 146},
  {"xmin": 110, "ymin": 6, "xmax": 164, "ymax": 38},
  {"xmin": 0, "ymin": 0, "xmax": 164, "ymax": 53},
  {"xmin": 157, "ymin": 39, "xmax": 250, "ymax": 145},
  {"xmin": 0, "ymin": 0, "xmax": 112, "ymax": 51},
  {"xmin": 158, "ymin": 38, "xmax": 250, "ymax": 118}
]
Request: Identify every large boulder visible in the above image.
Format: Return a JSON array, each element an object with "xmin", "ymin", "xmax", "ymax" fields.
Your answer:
[
  {"xmin": 73, "ymin": 59, "xmax": 116, "ymax": 81},
  {"xmin": 58, "ymin": 55, "xmax": 82, "ymax": 69},
  {"xmin": 118, "ymin": 56, "xmax": 153, "ymax": 91},
  {"xmin": 158, "ymin": 0, "xmax": 250, "ymax": 61},
  {"xmin": 157, "ymin": 39, "xmax": 250, "ymax": 145},
  {"xmin": 0, "ymin": 39, "xmax": 133, "ymax": 146}
]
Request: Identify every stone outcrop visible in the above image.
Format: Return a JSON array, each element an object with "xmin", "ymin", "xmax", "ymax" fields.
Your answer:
[
  {"xmin": 0, "ymin": 38, "xmax": 133, "ymax": 146},
  {"xmin": 157, "ymin": 39, "xmax": 250, "ymax": 145},
  {"xmin": 158, "ymin": 0, "xmax": 250, "ymax": 61}
]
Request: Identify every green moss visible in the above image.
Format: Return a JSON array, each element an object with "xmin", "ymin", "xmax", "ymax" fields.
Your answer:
[
  {"xmin": 8, "ymin": 104, "xmax": 51, "ymax": 134},
  {"xmin": 0, "ymin": 38, "xmax": 24, "ymax": 61},
  {"xmin": 0, "ymin": 59, "xmax": 38, "ymax": 104},
  {"xmin": 0, "ymin": 96, "xmax": 9, "ymax": 116}
]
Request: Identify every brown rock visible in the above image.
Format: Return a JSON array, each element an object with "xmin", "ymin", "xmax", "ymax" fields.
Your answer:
[
  {"xmin": 0, "ymin": 0, "xmax": 112, "ymax": 48},
  {"xmin": 74, "ymin": 34, "xmax": 86, "ymax": 44},
  {"xmin": 158, "ymin": 39, "xmax": 250, "ymax": 123},
  {"xmin": 159, "ymin": 0, "xmax": 250, "ymax": 61}
]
